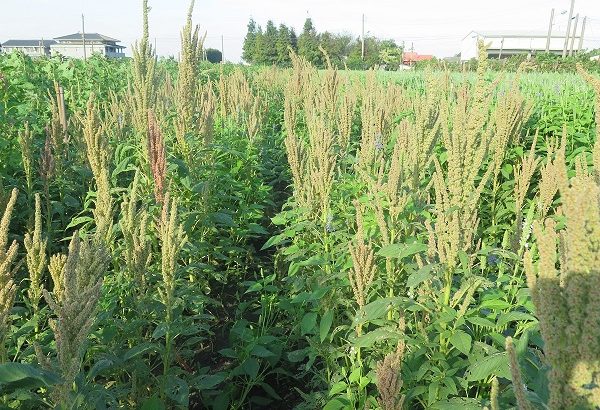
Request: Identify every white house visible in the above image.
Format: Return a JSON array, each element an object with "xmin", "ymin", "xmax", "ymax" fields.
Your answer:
[
  {"xmin": 0, "ymin": 39, "xmax": 56, "ymax": 57},
  {"xmin": 461, "ymin": 30, "xmax": 581, "ymax": 61},
  {"xmin": 50, "ymin": 33, "xmax": 125, "ymax": 58}
]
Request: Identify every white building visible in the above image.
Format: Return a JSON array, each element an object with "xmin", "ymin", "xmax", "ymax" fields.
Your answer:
[
  {"xmin": 1, "ymin": 33, "xmax": 125, "ymax": 59},
  {"xmin": 0, "ymin": 39, "xmax": 56, "ymax": 57},
  {"xmin": 50, "ymin": 33, "xmax": 125, "ymax": 58},
  {"xmin": 461, "ymin": 30, "xmax": 582, "ymax": 61}
]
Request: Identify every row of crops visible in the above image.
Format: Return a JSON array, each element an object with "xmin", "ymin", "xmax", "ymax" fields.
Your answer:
[{"xmin": 1, "ymin": 2, "xmax": 600, "ymax": 409}]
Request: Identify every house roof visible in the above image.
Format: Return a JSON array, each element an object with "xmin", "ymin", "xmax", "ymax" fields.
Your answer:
[
  {"xmin": 403, "ymin": 51, "xmax": 434, "ymax": 61},
  {"xmin": 463, "ymin": 30, "xmax": 576, "ymax": 40},
  {"xmin": 54, "ymin": 33, "xmax": 120, "ymax": 42},
  {"xmin": 50, "ymin": 42, "xmax": 126, "ymax": 49},
  {"xmin": 2, "ymin": 39, "xmax": 57, "ymax": 47}
]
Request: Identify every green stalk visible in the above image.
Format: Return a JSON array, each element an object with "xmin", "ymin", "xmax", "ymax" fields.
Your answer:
[
  {"xmin": 161, "ymin": 301, "xmax": 173, "ymax": 400},
  {"xmin": 0, "ymin": 336, "xmax": 6, "ymax": 364},
  {"xmin": 443, "ymin": 267, "xmax": 454, "ymax": 306},
  {"xmin": 387, "ymin": 226, "xmax": 396, "ymax": 320},
  {"xmin": 490, "ymin": 174, "xmax": 499, "ymax": 234},
  {"xmin": 44, "ymin": 182, "xmax": 52, "ymax": 256}
]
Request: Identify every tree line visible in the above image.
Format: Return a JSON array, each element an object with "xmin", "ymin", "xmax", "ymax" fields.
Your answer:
[{"xmin": 242, "ymin": 18, "xmax": 403, "ymax": 70}]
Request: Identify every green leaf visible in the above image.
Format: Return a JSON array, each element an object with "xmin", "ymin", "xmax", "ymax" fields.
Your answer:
[
  {"xmin": 407, "ymin": 264, "xmax": 436, "ymax": 288},
  {"xmin": 501, "ymin": 163, "xmax": 513, "ymax": 179},
  {"xmin": 241, "ymin": 358, "xmax": 260, "ymax": 379},
  {"xmin": 210, "ymin": 212, "xmax": 236, "ymax": 227},
  {"xmin": 271, "ymin": 213, "xmax": 288, "ymax": 225},
  {"xmin": 165, "ymin": 376, "xmax": 189, "ymax": 406},
  {"xmin": 0, "ymin": 362, "xmax": 60, "ymax": 387},
  {"xmin": 516, "ymin": 331, "xmax": 530, "ymax": 357},
  {"xmin": 349, "ymin": 367, "xmax": 361, "ymax": 383},
  {"xmin": 62, "ymin": 194, "xmax": 80, "ymax": 209},
  {"xmin": 406, "ymin": 385, "xmax": 427, "ymax": 402},
  {"xmin": 212, "ymin": 392, "xmax": 230, "ymax": 410},
  {"xmin": 65, "ymin": 215, "xmax": 94, "ymax": 229},
  {"xmin": 140, "ymin": 395, "xmax": 166, "ymax": 410},
  {"xmin": 260, "ymin": 382, "xmax": 282, "ymax": 400},
  {"xmin": 197, "ymin": 374, "xmax": 226, "ymax": 390},
  {"xmin": 320, "ymin": 310, "xmax": 334, "ymax": 342},
  {"xmin": 299, "ymin": 256, "xmax": 326, "ymax": 267},
  {"xmin": 323, "ymin": 398, "xmax": 347, "ymax": 410},
  {"xmin": 353, "ymin": 328, "xmax": 402, "ymax": 348},
  {"xmin": 123, "ymin": 342, "xmax": 156, "ymax": 361},
  {"xmin": 287, "ymin": 348, "xmax": 309, "ymax": 363},
  {"xmin": 248, "ymin": 223, "xmax": 268, "ymax": 235},
  {"xmin": 261, "ymin": 233, "xmax": 288, "ymax": 250},
  {"xmin": 467, "ymin": 317, "xmax": 496, "ymax": 328},
  {"xmin": 428, "ymin": 381, "xmax": 440, "ymax": 405},
  {"xmin": 358, "ymin": 376, "xmax": 370, "ymax": 389},
  {"xmin": 465, "ymin": 352, "xmax": 510, "ymax": 381},
  {"xmin": 152, "ymin": 323, "xmax": 168, "ymax": 339},
  {"xmin": 329, "ymin": 381, "xmax": 347, "ymax": 397},
  {"xmin": 480, "ymin": 299, "xmax": 512, "ymax": 310},
  {"xmin": 87, "ymin": 358, "xmax": 114, "ymax": 379},
  {"xmin": 355, "ymin": 297, "xmax": 402, "ymax": 326},
  {"xmin": 378, "ymin": 242, "xmax": 428, "ymax": 259},
  {"xmin": 430, "ymin": 397, "xmax": 484, "ymax": 410},
  {"xmin": 251, "ymin": 345, "xmax": 275, "ymax": 358},
  {"xmin": 244, "ymin": 281, "xmax": 263, "ymax": 294},
  {"xmin": 219, "ymin": 348, "xmax": 237, "ymax": 358},
  {"xmin": 496, "ymin": 311, "xmax": 536, "ymax": 327},
  {"xmin": 301, "ymin": 312, "xmax": 318, "ymax": 335},
  {"xmin": 449, "ymin": 330, "xmax": 472, "ymax": 355},
  {"xmin": 458, "ymin": 251, "xmax": 470, "ymax": 273}
]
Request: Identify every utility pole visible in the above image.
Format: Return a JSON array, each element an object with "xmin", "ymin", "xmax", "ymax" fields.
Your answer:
[
  {"xmin": 562, "ymin": 0, "xmax": 575, "ymax": 58},
  {"xmin": 82, "ymin": 14, "xmax": 87, "ymax": 61},
  {"xmin": 546, "ymin": 8, "xmax": 554, "ymax": 52},
  {"xmin": 569, "ymin": 13, "xmax": 579, "ymax": 56},
  {"xmin": 578, "ymin": 16, "xmax": 587, "ymax": 52},
  {"xmin": 400, "ymin": 40, "xmax": 405, "ymax": 66},
  {"xmin": 221, "ymin": 35, "xmax": 224, "ymax": 63},
  {"xmin": 361, "ymin": 14, "xmax": 365, "ymax": 60},
  {"xmin": 499, "ymin": 38, "xmax": 505, "ymax": 59},
  {"xmin": 154, "ymin": 37, "xmax": 157, "ymax": 54}
]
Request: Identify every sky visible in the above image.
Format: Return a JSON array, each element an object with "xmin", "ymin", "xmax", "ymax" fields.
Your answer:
[{"xmin": 2, "ymin": 0, "xmax": 600, "ymax": 61}]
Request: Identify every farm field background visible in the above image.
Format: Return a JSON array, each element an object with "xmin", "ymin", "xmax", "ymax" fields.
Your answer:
[{"xmin": 1, "ymin": 4, "xmax": 600, "ymax": 409}]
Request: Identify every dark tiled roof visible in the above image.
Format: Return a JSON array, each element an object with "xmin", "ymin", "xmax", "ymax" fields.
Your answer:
[
  {"xmin": 2, "ymin": 39, "xmax": 57, "ymax": 47},
  {"xmin": 54, "ymin": 33, "xmax": 120, "ymax": 42}
]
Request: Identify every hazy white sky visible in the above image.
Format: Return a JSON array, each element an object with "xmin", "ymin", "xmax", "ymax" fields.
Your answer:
[{"xmin": 2, "ymin": 0, "xmax": 600, "ymax": 61}]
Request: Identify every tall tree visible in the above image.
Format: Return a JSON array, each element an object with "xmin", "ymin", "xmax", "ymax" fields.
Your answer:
[
  {"xmin": 242, "ymin": 17, "xmax": 404, "ymax": 69},
  {"xmin": 320, "ymin": 32, "xmax": 353, "ymax": 68},
  {"xmin": 379, "ymin": 40, "xmax": 402, "ymax": 70},
  {"xmin": 346, "ymin": 36, "xmax": 381, "ymax": 69},
  {"xmin": 263, "ymin": 20, "xmax": 279, "ymax": 65},
  {"xmin": 276, "ymin": 24, "xmax": 293, "ymax": 66},
  {"xmin": 298, "ymin": 18, "xmax": 322, "ymax": 66},
  {"xmin": 205, "ymin": 48, "xmax": 222, "ymax": 63},
  {"xmin": 289, "ymin": 28, "xmax": 298, "ymax": 52},
  {"xmin": 242, "ymin": 18, "xmax": 258, "ymax": 63},
  {"xmin": 252, "ymin": 25, "xmax": 267, "ymax": 64}
]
